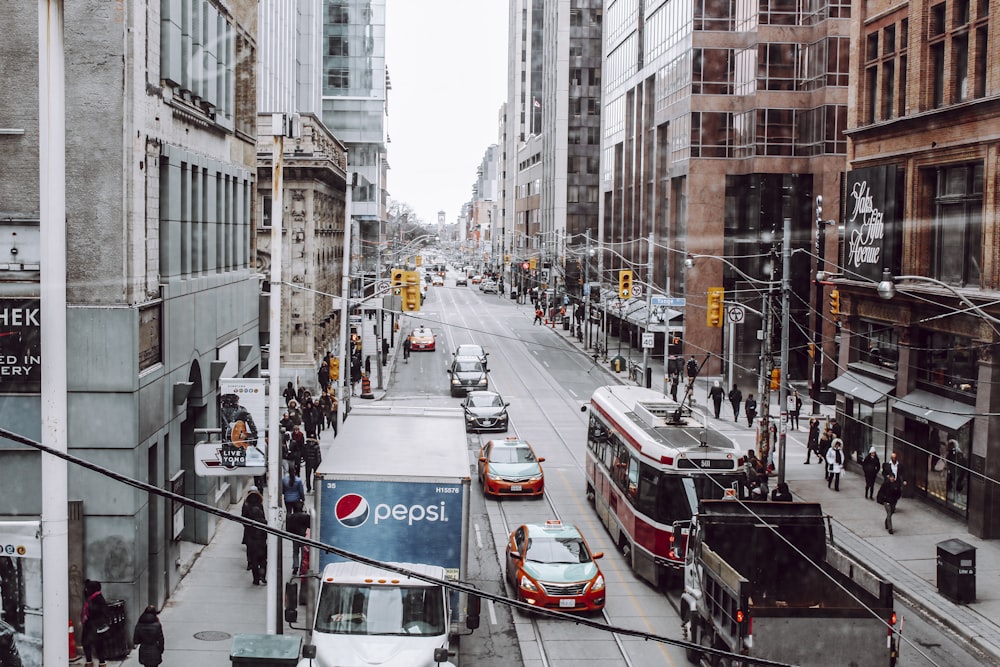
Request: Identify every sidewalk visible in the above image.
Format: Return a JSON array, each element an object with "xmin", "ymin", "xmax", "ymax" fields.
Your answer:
[{"xmin": 542, "ymin": 305, "xmax": 1000, "ymax": 663}]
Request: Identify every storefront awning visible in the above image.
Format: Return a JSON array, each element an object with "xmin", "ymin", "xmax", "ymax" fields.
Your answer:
[
  {"xmin": 894, "ymin": 389, "xmax": 976, "ymax": 432},
  {"xmin": 827, "ymin": 371, "xmax": 894, "ymax": 404}
]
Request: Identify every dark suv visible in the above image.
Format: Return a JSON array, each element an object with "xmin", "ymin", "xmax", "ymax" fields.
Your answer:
[{"xmin": 448, "ymin": 356, "xmax": 488, "ymax": 397}]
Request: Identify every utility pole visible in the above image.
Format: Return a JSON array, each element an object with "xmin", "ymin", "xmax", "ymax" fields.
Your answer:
[
  {"xmin": 584, "ymin": 229, "xmax": 590, "ymax": 349},
  {"xmin": 758, "ymin": 246, "xmax": 777, "ymax": 459},
  {"xmin": 778, "ymin": 217, "xmax": 792, "ymax": 485},
  {"xmin": 811, "ymin": 195, "xmax": 826, "ymax": 414},
  {"xmin": 641, "ymin": 232, "xmax": 654, "ymax": 387}
]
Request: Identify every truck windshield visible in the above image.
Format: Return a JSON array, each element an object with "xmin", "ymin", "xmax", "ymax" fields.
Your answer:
[{"xmin": 315, "ymin": 583, "xmax": 446, "ymax": 636}]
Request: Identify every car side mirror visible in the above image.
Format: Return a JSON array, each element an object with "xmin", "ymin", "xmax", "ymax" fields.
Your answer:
[
  {"xmin": 592, "ymin": 551, "xmax": 604, "ymax": 559},
  {"xmin": 537, "ymin": 457, "xmax": 546, "ymax": 463},
  {"xmin": 509, "ymin": 550, "xmax": 521, "ymax": 560},
  {"xmin": 504, "ymin": 402, "xmax": 510, "ymax": 407},
  {"xmin": 479, "ymin": 457, "xmax": 487, "ymax": 463}
]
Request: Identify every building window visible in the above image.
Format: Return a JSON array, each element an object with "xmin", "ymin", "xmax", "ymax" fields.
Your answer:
[
  {"xmin": 327, "ymin": 68, "xmax": 349, "ymax": 89},
  {"xmin": 916, "ymin": 330, "xmax": 978, "ymax": 396},
  {"xmin": 931, "ymin": 162, "xmax": 983, "ymax": 287},
  {"xmin": 852, "ymin": 319, "xmax": 899, "ymax": 369},
  {"xmin": 931, "ymin": 43, "xmax": 945, "ymax": 107}
]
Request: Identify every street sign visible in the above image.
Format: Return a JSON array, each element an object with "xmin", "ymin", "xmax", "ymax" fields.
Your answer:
[
  {"xmin": 651, "ymin": 296, "xmax": 685, "ymax": 307},
  {"xmin": 727, "ymin": 304, "xmax": 746, "ymax": 324},
  {"xmin": 376, "ymin": 280, "xmax": 391, "ymax": 294},
  {"xmin": 631, "ymin": 284, "xmax": 643, "ymax": 298},
  {"xmin": 642, "ymin": 332, "xmax": 655, "ymax": 348}
]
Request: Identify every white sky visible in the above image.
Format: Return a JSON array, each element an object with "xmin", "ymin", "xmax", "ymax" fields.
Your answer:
[{"xmin": 385, "ymin": 0, "xmax": 509, "ymax": 226}]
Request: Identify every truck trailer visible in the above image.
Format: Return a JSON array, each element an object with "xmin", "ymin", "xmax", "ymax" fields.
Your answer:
[
  {"xmin": 680, "ymin": 500, "xmax": 897, "ymax": 667},
  {"xmin": 300, "ymin": 405, "xmax": 476, "ymax": 667}
]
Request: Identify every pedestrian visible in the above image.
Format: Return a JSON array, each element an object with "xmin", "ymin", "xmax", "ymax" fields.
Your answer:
[
  {"xmin": 244, "ymin": 499, "xmax": 268, "ymax": 584},
  {"xmin": 862, "ymin": 447, "xmax": 881, "ymax": 499},
  {"xmin": 302, "ymin": 435, "xmax": 322, "ymax": 493},
  {"xmin": 669, "ymin": 373, "xmax": 679, "ymax": 402},
  {"xmin": 318, "ymin": 361, "xmax": 330, "ymax": 392},
  {"xmin": 241, "ymin": 486, "xmax": 264, "ymax": 570},
  {"xmin": 771, "ymin": 481, "xmax": 793, "ymax": 502},
  {"xmin": 686, "ymin": 356, "xmax": 699, "ymax": 380},
  {"xmin": 826, "ymin": 438, "xmax": 844, "ymax": 491},
  {"xmin": 282, "ymin": 467, "xmax": 306, "ymax": 512},
  {"xmin": 403, "ymin": 336, "xmax": 412, "ymax": 360},
  {"xmin": 882, "ymin": 450, "xmax": 901, "ymax": 480},
  {"xmin": 318, "ymin": 391, "xmax": 332, "ymax": 433},
  {"xmin": 286, "ymin": 399, "xmax": 302, "ymax": 427},
  {"xmin": 788, "ymin": 390, "xmax": 802, "ymax": 430},
  {"xmin": 877, "ymin": 472, "xmax": 903, "ymax": 534},
  {"xmin": 744, "ymin": 450, "xmax": 768, "ymax": 500},
  {"xmin": 744, "ymin": 394, "xmax": 757, "ymax": 427},
  {"xmin": 728, "ymin": 384, "xmax": 743, "ymax": 422},
  {"xmin": 806, "ymin": 418, "xmax": 820, "ymax": 463},
  {"xmin": 283, "ymin": 381, "xmax": 297, "ymax": 406},
  {"xmin": 302, "ymin": 397, "xmax": 318, "ymax": 437},
  {"xmin": 132, "ymin": 605, "xmax": 165, "ymax": 667},
  {"xmin": 364, "ymin": 355, "xmax": 372, "ymax": 377},
  {"xmin": 818, "ymin": 427, "xmax": 832, "ymax": 478},
  {"xmin": 285, "ymin": 425, "xmax": 304, "ymax": 476},
  {"xmin": 81, "ymin": 579, "xmax": 110, "ymax": 667},
  {"xmin": 327, "ymin": 389, "xmax": 339, "ymax": 437},
  {"xmin": 286, "ymin": 506, "xmax": 311, "ymax": 575},
  {"xmin": 350, "ymin": 359, "xmax": 362, "ymax": 395},
  {"xmin": 709, "ymin": 381, "xmax": 725, "ymax": 419},
  {"xmin": 533, "ymin": 307, "xmax": 543, "ymax": 325}
]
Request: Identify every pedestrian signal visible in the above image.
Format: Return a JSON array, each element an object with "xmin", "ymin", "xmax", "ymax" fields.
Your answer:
[
  {"xmin": 618, "ymin": 270, "xmax": 633, "ymax": 299},
  {"xmin": 707, "ymin": 287, "xmax": 724, "ymax": 328}
]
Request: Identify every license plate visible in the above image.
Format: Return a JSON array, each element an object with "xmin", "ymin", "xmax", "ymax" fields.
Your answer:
[
  {"xmin": 510, "ymin": 485, "xmax": 522, "ymax": 491},
  {"xmin": 559, "ymin": 599, "xmax": 576, "ymax": 608}
]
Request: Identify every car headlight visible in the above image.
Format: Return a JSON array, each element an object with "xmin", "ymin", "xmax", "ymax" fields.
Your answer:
[
  {"xmin": 528, "ymin": 474, "xmax": 543, "ymax": 482},
  {"xmin": 477, "ymin": 378, "xmax": 487, "ymax": 385},
  {"xmin": 487, "ymin": 473, "xmax": 503, "ymax": 481},
  {"xmin": 451, "ymin": 378, "xmax": 461, "ymax": 385},
  {"xmin": 519, "ymin": 575, "xmax": 538, "ymax": 592},
  {"xmin": 590, "ymin": 574, "xmax": 605, "ymax": 592}
]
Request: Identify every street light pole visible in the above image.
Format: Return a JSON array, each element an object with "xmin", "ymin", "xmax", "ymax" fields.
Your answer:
[
  {"xmin": 811, "ymin": 196, "xmax": 825, "ymax": 414},
  {"xmin": 641, "ymin": 232, "xmax": 654, "ymax": 387},
  {"xmin": 777, "ymin": 217, "xmax": 792, "ymax": 485}
]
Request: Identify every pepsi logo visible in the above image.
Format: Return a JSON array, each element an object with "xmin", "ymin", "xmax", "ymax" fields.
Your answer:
[{"xmin": 335, "ymin": 493, "xmax": 370, "ymax": 527}]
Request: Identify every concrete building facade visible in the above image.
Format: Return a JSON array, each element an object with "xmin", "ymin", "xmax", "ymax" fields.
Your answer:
[{"xmin": 0, "ymin": 0, "xmax": 261, "ymax": 634}]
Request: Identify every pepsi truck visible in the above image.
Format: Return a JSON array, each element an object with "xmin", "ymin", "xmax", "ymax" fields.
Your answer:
[{"xmin": 301, "ymin": 404, "xmax": 476, "ymax": 667}]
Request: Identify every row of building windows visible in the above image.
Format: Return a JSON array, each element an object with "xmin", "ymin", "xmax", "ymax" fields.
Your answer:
[
  {"xmin": 159, "ymin": 146, "xmax": 252, "ymax": 280},
  {"xmin": 687, "ymin": 105, "xmax": 847, "ymax": 158}
]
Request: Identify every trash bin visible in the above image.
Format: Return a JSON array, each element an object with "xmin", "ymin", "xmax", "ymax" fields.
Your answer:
[
  {"xmin": 562, "ymin": 319, "xmax": 570, "ymax": 331},
  {"xmin": 936, "ymin": 538, "xmax": 976, "ymax": 603},
  {"xmin": 102, "ymin": 599, "xmax": 129, "ymax": 660},
  {"xmin": 230, "ymin": 633, "xmax": 302, "ymax": 666}
]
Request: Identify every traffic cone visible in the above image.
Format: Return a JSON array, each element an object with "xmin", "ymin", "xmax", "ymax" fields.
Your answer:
[
  {"xmin": 360, "ymin": 374, "xmax": 373, "ymax": 399},
  {"xmin": 68, "ymin": 619, "xmax": 81, "ymax": 662}
]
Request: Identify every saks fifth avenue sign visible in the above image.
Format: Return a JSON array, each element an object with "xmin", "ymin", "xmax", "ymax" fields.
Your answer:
[
  {"xmin": 845, "ymin": 165, "xmax": 901, "ymax": 282},
  {"xmin": 847, "ymin": 180, "xmax": 883, "ymax": 270}
]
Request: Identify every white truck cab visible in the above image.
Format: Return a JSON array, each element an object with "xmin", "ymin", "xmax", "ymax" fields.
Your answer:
[{"xmin": 298, "ymin": 562, "xmax": 456, "ymax": 667}]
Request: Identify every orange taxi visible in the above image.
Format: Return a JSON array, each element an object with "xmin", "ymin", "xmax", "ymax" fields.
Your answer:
[
  {"xmin": 408, "ymin": 326, "xmax": 436, "ymax": 351},
  {"xmin": 477, "ymin": 438, "xmax": 544, "ymax": 498},
  {"xmin": 505, "ymin": 520, "xmax": 606, "ymax": 613}
]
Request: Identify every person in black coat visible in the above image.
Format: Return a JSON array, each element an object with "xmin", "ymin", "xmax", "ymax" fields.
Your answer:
[
  {"xmin": 771, "ymin": 481, "xmax": 793, "ymax": 501},
  {"xmin": 862, "ymin": 447, "xmax": 881, "ymax": 500},
  {"xmin": 744, "ymin": 394, "xmax": 757, "ymax": 428},
  {"xmin": 245, "ymin": 501, "xmax": 268, "ymax": 585},
  {"xmin": 728, "ymin": 385, "xmax": 742, "ymax": 422},
  {"xmin": 286, "ymin": 507, "xmax": 312, "ymax": 575},
  {"xmin": 283, "ymin": 381, "xmax": 297, "ymax": 406},
  {"xmin": 877, "ymin": 473, "xmax": 903, "ymax": 534},
  {"xmin": 708, "ymin": 382, "xmax": 725, "ymax": 419},
  {"xmin": 806, "ymin": 418, "xmax": 820, "ymax": 463},
  {"xmin": 302, "ymin": 436, "xmax": 322, "ymax": 493},
  {"xmin": 132, "ymin": 605, "xmax": 165, "ymax": 667},
  {"xmin": 241, "ymin": 487, "xmax": 264, "ymax": 570},
  {"xmin": 81, "ymin": 579, "xmax": 110, "ymax": 667}
]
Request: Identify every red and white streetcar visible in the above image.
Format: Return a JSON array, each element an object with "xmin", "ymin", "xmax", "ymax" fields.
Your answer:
[{"xmin": 582, "ymin": 385, "xmax": 744, "ymax": 587}]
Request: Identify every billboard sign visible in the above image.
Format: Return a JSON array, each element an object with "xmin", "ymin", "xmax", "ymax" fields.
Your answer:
[
  {"xmin": 0, "ymin": 299, "xmax": 41, "ymax": 393},
  {"xmin": 845, "ymin": 165, "xmax": 902, "ymax": 282},
  {"xmin": 195, "ymin": 378, "xmax": 266, "ymax": 475}
]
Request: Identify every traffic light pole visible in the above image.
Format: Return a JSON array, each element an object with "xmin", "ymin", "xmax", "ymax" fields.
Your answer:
[
  {"xmin": 811, "ymin": 196, "xmax": 826, "ymax": 414},
  {"xmin": 777, "ymin": 215, "xmax": 792, "ymax": 486},
  {"xmin": 641, "ymin": 232, "xmax": 654, "ymax": 386}
]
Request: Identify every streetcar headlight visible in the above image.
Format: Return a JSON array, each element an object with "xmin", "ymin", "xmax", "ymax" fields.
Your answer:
[
  {"xmin": 519, "ymin": 575, "xmax": 538, "ymax": 592},
  {"xmin": 590, "ymin": 574, "xmax": 605, "ymax": 592}
]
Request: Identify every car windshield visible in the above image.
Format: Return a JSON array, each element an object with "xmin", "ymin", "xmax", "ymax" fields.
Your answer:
[
  {"xmin": 314, "ymin": 583, "xmax": 446, "ymax": 637},
  {"xmin": 412, "ymin": 329, "xmax": 431, "ymax": 338},
  {"xmin": 469, "ymin": 394, "xmax": 503, "ymax": 408},
  {"xmin": 491, "ymin": 445, "xmax": 535, "ymax": 463},
  {"xmin": 454, "ymin": 360, "xmax": 483, "ymax": 373},
  {"xmin": 525, "ymin": 536, "xmax": 591, "ymax": 564},
  {"xmin": 457, "ymin": 346, "xmax": 483, "ymax": 357}
]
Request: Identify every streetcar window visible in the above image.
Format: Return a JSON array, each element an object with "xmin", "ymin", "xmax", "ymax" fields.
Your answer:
[
  {"xmin": 636, "ymin": 463, "xmax": 660, "ymax": 516},
  {"xmin": 627, "ymin": 457, "xmax": 640, "ymax": 498},
  {"xmin": 657, "ymin": 476, "xmax": 697, "ymax": 524}
]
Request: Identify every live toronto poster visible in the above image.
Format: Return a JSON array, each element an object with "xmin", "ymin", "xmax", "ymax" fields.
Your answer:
[
  {"xmin": 0, "ymin": 300, "xmax": 41, "ymax": 394},
  {"xmin": 0, "ymin": 521, "xmax": 41, "ymax": 667}
]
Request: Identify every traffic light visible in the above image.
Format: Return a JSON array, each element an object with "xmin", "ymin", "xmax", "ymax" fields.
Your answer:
[
  {"xmin": 391, "ymin": 268, "xmax": 405, "ymax": 296},
  {"xmin": 329, "ymin": 357, "xmax": 340, "ymax": 380},
  {"xmin": 618, "ymin": 270, "xmax": 633, "ymax": 299},
  {"xmin": 829, "ymin": 289, "xmax": 841, "ymax": 318},
  {"xmin": 402, "ymin": 270, "xmax": 421, "ymax": 311},
  {"xmin": 415, "ymin": 255, "xmax": 422, "ymax": 266},
  {"xmin": 504, "ymin": 254, "xmax": 511, "ymax": 264},
  {"xmin": 529, "ymin": 258, "xmax": 537, "ymax": 270},
  {"xmin": 770, "ymin": 368, "xmax": 781, "ymax": 391},
  {"xmin": 707, "ymin": 287, "xmax": 724, "ymax": 328}
]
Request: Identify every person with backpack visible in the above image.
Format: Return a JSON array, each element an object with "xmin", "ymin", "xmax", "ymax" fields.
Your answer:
[
  {"xmin": 302, "ymin": 435, "xmax": 323, "ymax": 493},
  {"xmin": 132, "ymin": 605, "xmax": 165, "ymax": 667},
  {"xmin": 282, "ymin": 467, "xmax": 306, "ymax": 512}
]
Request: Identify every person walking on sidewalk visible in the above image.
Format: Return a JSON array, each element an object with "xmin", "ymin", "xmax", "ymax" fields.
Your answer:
[
  {"xmin": 132, "ymin": 605, "xmax": 165, "ymax": 667},
  {"xmin": 286, "ymin": 506, "xmax": 311, "ymax": 575},
  {"xmin": 818, "ymin": 426, "xmax": 833, "ymax": 479},
  {"xmin": 282, "ymin": 468, "xmax": 306, "ymax": 512},
  {"xmin": 245, "ymin": 500, "xmax": 268, "ymax": 585},
  {"xmin": 533, "ymin": 307, "xmax": 544, "ymax": 325},
  {"xmin": 241, "ymin": 486, "xmax": 264, "ymax": 570},
  {"xmin": 81, "ymin": 579, "xmax": 110, "ymax": 667},
  {"xmin": 787, "ymin": 390, "xmax": 802, "ymax": 430},
  {"xmin": 862, "ymin": 447, "xmax": 881, "ymax": 499},
  {"xmin": 744, "ymin": 394, "xmax": 757, "ymax": 427},
  {"xmin": 302, "ymin": 435, "xmax": 322, "ymax": 493},
  {"xmin": 877, "ymin": 472, "xmax": 903, "ymax": 534},
  {"xmin": 826, "ymin": 438, "xmax": 844, "ymax": 491},
  {"xmin": 728, "ymin": 384, "xmax": 742, "ymax": 422},
  {"xmin": 806, "ymin": 418, "xmax": 820, "ymax": 463},
  {"xmin": 709, "ymin": 381, "xmax": 725, "ymax": 419}
]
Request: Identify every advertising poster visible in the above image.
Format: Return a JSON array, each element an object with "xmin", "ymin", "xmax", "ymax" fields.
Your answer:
[
  {"xmin": 0, "ymin": 299, "xmax": 41, "ymax": 394},
  {"xmin": 195, "ymin": 378, "xmax": 266, "ymax": 474},
  {"xmin": 0, "ymin": 521, "xmax": 42, "ymax": 667}
]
